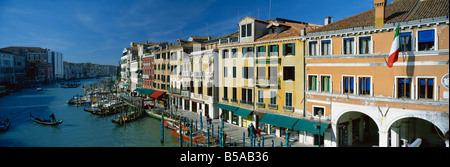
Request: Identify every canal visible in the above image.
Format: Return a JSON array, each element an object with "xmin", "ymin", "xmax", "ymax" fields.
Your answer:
[{"xmin": 0, "ymin": 78, "xmax": 179, "ymax": 147}]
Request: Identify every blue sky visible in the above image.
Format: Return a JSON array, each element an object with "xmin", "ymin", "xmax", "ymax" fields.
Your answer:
[{"xmin": 0, "ymin": 0, "xmax": 394, "ymax": 66}]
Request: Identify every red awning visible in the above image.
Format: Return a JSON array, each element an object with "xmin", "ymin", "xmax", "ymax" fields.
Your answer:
[{"xmin": 149, "ymin": 91, "xmax": 165, "ymax": 99}]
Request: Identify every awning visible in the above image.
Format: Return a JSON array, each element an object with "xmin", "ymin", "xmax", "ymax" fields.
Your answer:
[
  {"xmin": 135, "ymin": 88, "xmax": 155, "ymax": 96},
  {"xmin": 234, "ymin": 108, "xmax": 253, "ymax": 117},
  {"xmin": 217, "ymin": 103, "xmax": 238, "ymax": 112},
  {"xmin": 260, "ymin": 113, "xmax": 299, "ymax": 129},
  {"xmin": 150, "ymin": 91, "xmax": 165, "ymax": 99},
  {"xmin": 293, "ymin": 119, "xmax": 329, "ymax": 135},
  {"xmin": 135, "ymin": 69, "xmax": 142, "ymax": 74},
  {"xmin": 123, "ymin": 84, "xmax": 129, "ymax": 87}
]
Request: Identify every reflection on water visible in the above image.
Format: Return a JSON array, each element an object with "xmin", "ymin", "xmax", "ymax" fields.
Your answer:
[{"xmin": 0, "ymin": 78, "xmax": 178, "ymax": 147}]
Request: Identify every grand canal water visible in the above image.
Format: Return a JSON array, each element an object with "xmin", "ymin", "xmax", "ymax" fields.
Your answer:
[{"xmin": 0, "ymin": 78, "xmax": 179, "ymax": 147}]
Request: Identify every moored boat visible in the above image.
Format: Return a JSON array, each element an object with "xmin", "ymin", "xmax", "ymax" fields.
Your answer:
[{"xmin": 30, "ymin": 113, "xmax": 63, "ymax": 125}]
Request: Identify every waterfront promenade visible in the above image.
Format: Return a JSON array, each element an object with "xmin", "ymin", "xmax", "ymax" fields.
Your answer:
[{"xmin": 148, "ymin": 103, "xmax": 311, "ymax": 147}]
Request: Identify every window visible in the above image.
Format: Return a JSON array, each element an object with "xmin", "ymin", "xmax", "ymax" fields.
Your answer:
[
  {"xmin": 268, "ymin": 45, "xmax": 279, "ymax": 57},
  {"xmin": 222, "ymin": 49, "xmax": 229, "ymax": 59},
  {"xmin": 309, "ymin": 41, "xmax": 318, "ymax": 56},
  {"xmin": 258, "ymin": 90, "xmax": 264, "ymax": 103},
  {"xmin": 223, "ymin": 87, "xmax": 228, "ymax": 99},
  {"xmin": 400, "ymin": 32, "xmax": 412, "ymax": 52},
  {"xmin": 270, "ymin": 91, "xmax": 277, "ymax": 105},
  {"xmin": 247, "ymin": 24, "xmax": 252, "ymax": 36},
  {"xmin": 285, "ymin": 92, "xmax": 293, "ymax": 107},
  {"xmin": 257, "ymin": 46, "xmax": 266, "ymax": 57},
  {"xmin": 343, "ymin": 76, "xmax": 354, "ymax": 94},
  {"xmin": 207, "ymin": 83, "xmax": 212, "ymax": 96},
  {"xmin": 358, "ymin": 77, "xmax": 371, "ymax": 95},
  {"xmin": 313, "ymin": 106, "xmax": 324, "ymax": 117},
  {"xmin": 283, "ymin": 66, "xmax": 295, "ymax": 81},
  {"xmin": 321, "ymin": 76, "xmax": 331, "ymax": 92},
  {"xmin": 257, "ymin": 67, "xmax": 266, "ymax": 80},
  {"xmin": 268, "ymin": 66, "xmax": 278, "ymax": 84},
  {"xmin": 242, "ymin": 67, "xmax": 254, "ymax": 79},
  {"xmin": 418, "ymin": 78, "xmax": 434, "ymax": 100},
  {"xmin": 223, "ymin": 67, "xmax": 228, "ymax": 78},
  {"xmin": 233, "ymin": 66, "xmax": 236, "ymax": 78},
  {"xmin": 241, "ymin": 88, "xmax": 253, "ymax": 103},
  {"xmin": 283, "ymin": 43, "xmax": 295, "ymax": 56},
  {"xmin": 198, "ymin": 81, "xmax": 203, "ymax": 95},
  {"xmin": 359, "ymin": 36, "xmax": 371, "ymax": 54},
  {"xmin": 321, "ymin": 40, "xmax": 331, "ymax": 55},
  {"xmin": 241, "ymin": 23, "xmax": 252, "ymax": 37},
  {"xmin": 418, "ymin": 29, "xmax": 435, "ymax": 51},
  {"xmin": 397, "ymin": 77, "xmax": 411, "ymax": 99},
  {"xmin": 308, "ymin": 75, "xmax": 318, "ymax": 91},
  {"xmin": 343, "ymin": 38, "xmax": 354, "ymax": 55}
]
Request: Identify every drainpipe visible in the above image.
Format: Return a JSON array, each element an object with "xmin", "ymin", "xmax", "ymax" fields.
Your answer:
[{"xmin": 303, "ymin": 39, "xmax": 307, "ymax": 118}]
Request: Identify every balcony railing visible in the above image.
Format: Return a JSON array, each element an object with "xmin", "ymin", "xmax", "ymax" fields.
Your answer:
[
  {"xmin": 257, "ymin": 52, "xmax": 266, "ymax": 57},
  {"xmin": 193, "ymin": 72, "xmax": 202, "ymax": 79},
  {"xmin": 256, "ymin": 77, "xmax": 279, "ymax": 88},
  {"xmin": 181, "ymin": 90, "xmax": 190, "ymax": 98},
  {"xmin": 269, "ymin": 52, "xmax": 278, "ymax": 57},
  {"xmin": 182, "ymin": 71, "xmax": 191, "ymax": 78},
  {"xmin": 256, "ymin": 102, "xmax": 265, "ymax": 108},
  {"xmin": 283, "ymin": 106, "xmax": 294, "ymax": 112}
]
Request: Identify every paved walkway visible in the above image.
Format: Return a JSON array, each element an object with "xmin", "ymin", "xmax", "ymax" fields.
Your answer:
[{"xmin": 161, "ymin": 107, "xmax": 311, "ymax": 147}]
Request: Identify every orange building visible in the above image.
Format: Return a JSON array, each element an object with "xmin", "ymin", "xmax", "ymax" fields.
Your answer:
[{"xmin": 304, "ymin": 0, "xmax": 449, "ymax": 147}]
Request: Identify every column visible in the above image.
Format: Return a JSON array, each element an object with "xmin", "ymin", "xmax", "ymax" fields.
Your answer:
[
  {"xmin": 348, "ymin": 120, "xmax": 353, "ymax": 147},
  {"xmin": 390, "ymin": 125, "xmax": 400, "ymax": 147}
]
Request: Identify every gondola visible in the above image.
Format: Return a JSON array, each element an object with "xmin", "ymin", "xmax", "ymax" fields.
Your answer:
[
  {"xmin": 30, "ymin": 113, "xmax": 63, "ymax": 125},
  {"xmin": 0, "ymin": 118, "xmax": 10, "ymax": 132}
]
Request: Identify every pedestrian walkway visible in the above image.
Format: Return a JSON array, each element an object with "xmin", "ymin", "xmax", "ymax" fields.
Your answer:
[{"xmin": 171, "ymin": 107, "xmax": 311, "ymax": 147}]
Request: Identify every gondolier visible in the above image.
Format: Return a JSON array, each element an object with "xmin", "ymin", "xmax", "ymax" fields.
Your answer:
[{"xmin": 50, "ymin": 113, "xmax": 56, "ymax": 122}]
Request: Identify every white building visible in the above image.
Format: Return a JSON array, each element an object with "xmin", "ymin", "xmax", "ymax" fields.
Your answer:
[{"xmin": 48, "ymin": 51, "xmax": 64, "ymax": 79}]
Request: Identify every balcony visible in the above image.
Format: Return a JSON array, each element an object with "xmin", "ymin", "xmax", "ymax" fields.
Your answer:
[
  {"xmin": 269, "ymin": 52, "xmax": 278, "ymax": 57},
  {"xmin": 268, "ymin": 104, "xmax": 278, "ymax": 110},
  {"xmin": 256, "ymin": 77, "xmax": 279, "ymax": 88},
  {"xmin": 142, "ymin": 74, "xmax": 149, "ymax": 79},
  {"xmin": 257, "ymin": 52, "xmax": 266, "ymax": 57},
  {"xmin": 222, "ymin": 97, "xmax": 229, "ymax": 102},
  {"xmin": 193, "ymin": 72, "xmax": 202, "ymax": 79},
  {"xmin": 240, "ymin": 100, "xmax": 253, "ymax": 106},
  {"xmin": 231, "ymin": 99, "xmax": 238, "ymax": 103},
  {"xmin": 181, "ymin": 90, "xmax": 190, "ymax": 98},
  {"xmin": 182, "ymin": 71, "xmax": 191, "ymax": 78},
  {"xmin": 169, "ymin": 87, "xmax": 181, "ymax": 94},
  {"xmin": 256, "ymin": 102, "xmax": 265, "ymax": 108}
]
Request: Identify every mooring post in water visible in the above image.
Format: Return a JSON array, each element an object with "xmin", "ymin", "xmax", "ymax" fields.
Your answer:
[
  {"xmin": 272, "ymin": 139, "xmax": 274, "ymax": 147},
  {"xmin": 161, "ymin": 115, "xmax": 164, "ymax": 143},
  {"xmin": 286, "ymin": 128, "xmax": 289, "ymax": 147}
]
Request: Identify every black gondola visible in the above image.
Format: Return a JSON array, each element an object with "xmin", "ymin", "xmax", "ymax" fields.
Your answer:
[{"xmin": 30, "ymin": 113, "xmax": 63, "ymax": 125}]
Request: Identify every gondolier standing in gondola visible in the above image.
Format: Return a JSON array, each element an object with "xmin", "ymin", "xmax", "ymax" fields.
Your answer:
[{"xmin": 49, "ymin": 113, "xmax": 56, "ymax": 122}]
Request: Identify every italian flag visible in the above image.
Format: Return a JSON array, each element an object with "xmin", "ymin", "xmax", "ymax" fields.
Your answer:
[{"xmin": 387, "ymin": 24, "xmax": 400, "ymax": 68}]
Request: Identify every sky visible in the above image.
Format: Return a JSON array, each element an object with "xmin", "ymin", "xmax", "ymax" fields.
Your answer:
[{"xmin": 0, "ymin": 0, "xmax": 394, "ymax": 66}]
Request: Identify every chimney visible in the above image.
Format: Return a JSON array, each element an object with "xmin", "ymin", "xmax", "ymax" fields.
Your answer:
[
  {"xmin": 324, "ymin": 16, "xmax": 333, "ymax": 25},
  {"xmin": 374, "ymin": 0, "xmax": 386, "ymax": 28}
]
